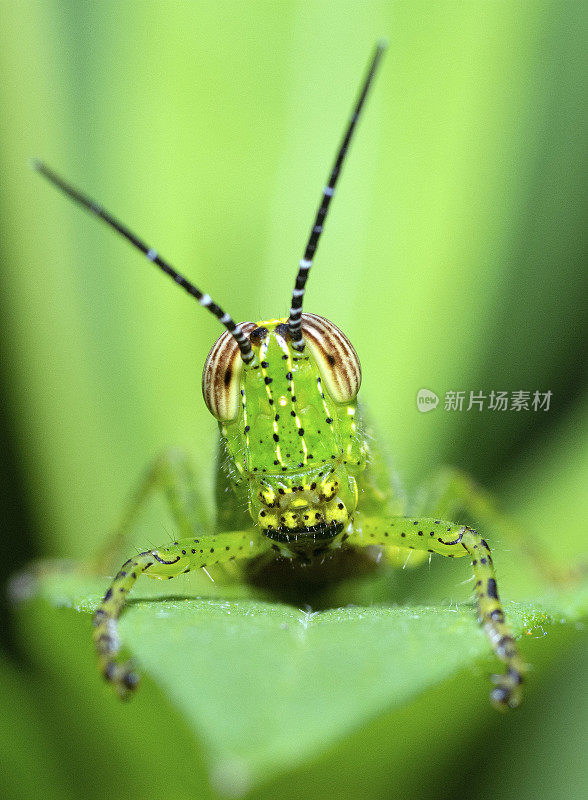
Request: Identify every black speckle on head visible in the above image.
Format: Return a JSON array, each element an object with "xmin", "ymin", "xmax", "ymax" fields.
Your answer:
[
  {"xmin": 273, "ymin": 433, "xmax": 279, "ymax": 442},
  {"xmin": 249, "ymin": 327, "xmax": 269, "ymax": 345},
  {"xmin": 286, "ymin": 372, "xmax": 293, "ymax": 380},
  {"xmin": 298, "ymin": 429, "xmax": 305, "ymax": 436},
  {"xmin": 274, "ymin": 322, "xmax": 290, "ymax": 340},
  {"xmin": 291, "ymin": 395, "xmax": 297, "ymax": 402},
  {"xmin": 260, "ymin": 360, "xmax": 269, "ymax": 369},
  {"xmin": 264, "ymin": 376, "xmax": 273, "ymax": 385}
]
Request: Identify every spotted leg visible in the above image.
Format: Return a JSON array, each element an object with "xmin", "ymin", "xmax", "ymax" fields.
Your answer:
[
  {"xmin": 92, "ymin": 448, "xmax": 212, "ymax": 573},
  {"xmin": 349, "ymin": 512, "xmax": 526, "ymax": 709},
  {"xmin": 93, "ymin": 530, "xmax": 271, "ymax": 697}
]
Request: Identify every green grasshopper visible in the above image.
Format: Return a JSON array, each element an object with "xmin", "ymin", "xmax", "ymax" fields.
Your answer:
[{"xmin": 35, "ymin": 42, "xmax": 526, "ymax": 709}]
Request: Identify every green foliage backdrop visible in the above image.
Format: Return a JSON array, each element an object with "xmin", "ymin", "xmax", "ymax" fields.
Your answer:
[{"xmin": 0, "ymin": 2, "xmax": 586, "ymax": 799}]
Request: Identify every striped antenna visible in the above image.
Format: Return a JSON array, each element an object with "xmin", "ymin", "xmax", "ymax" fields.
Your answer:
[
  {"xmin": 288, "ymin": 40, "xmax": 387, "ymax": 350},
  {"xmin": 33, "ymin": 160, "xmax": 256, "ymax": 364}
]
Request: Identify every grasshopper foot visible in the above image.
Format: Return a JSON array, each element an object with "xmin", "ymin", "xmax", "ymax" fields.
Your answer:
[
  {"xmin": 103, "ymin": 658, "xmax": 140, "ymax": 699},
  {"xmin": 489, "ymin": 668, "xmax": 523, "ymax": 710}
]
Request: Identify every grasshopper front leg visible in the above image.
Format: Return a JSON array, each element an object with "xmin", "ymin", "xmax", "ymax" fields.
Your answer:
[
  {"xmin": 349, "ymin": 512, "xmax": 526, "ymax": 709},
  {"xmin": 93, "ymin": 531, "xmax": 271, "ymax": 697}
]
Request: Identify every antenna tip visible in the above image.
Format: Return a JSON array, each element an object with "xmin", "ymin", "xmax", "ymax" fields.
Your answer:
[
  {"xmin": 376, "ymin": 38, "xmax": 389, "ymax": 51},
  {"xmin": 30, "ymin": 158, "xmax": 44, "ymax": 172}
]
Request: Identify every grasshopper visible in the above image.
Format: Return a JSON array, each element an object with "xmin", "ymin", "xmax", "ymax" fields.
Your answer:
[{"xmin": 35, "ymin": 42, "xmax": 526, "ymax": 709}]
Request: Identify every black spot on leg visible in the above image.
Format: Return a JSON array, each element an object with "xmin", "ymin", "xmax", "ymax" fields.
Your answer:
[
  {"xmin": 487, "ymin": 578, "xmax": 498, "ymax": 599},
  {"xmin": 153, "ymin": 553, "xmax": 181, "ymax": 566},
  {"xmin": 104, "ymin": 588, "xmax": 112, "ymax": 602}
]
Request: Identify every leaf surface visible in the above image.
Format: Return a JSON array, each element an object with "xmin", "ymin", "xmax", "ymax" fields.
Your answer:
[{"xmin": 33, "ymin": 570, "xmax": 588, "ymax": 793}]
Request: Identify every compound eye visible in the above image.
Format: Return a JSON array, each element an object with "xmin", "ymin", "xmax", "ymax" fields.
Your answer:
[
  {"xmin": 301, "ymin": 313, "xmax": 361, "ymax": 402},
  {"xmin": 202, "ymin": 322, "xmax": 256, "ymax": 421}
]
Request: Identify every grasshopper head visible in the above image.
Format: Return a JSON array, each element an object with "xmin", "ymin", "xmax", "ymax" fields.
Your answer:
[{"xmin": 202, "ymin": 315, "xmax": 366, "ymax": 543}]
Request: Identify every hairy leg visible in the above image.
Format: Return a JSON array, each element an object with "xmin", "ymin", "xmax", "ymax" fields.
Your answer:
[
  {"xmin": 348, "ymin": 512, "xmax": 526, "ymax": 709},
  {"xmin": 93, "ymin": 530, "xmax": 271, "ymax": 696}
]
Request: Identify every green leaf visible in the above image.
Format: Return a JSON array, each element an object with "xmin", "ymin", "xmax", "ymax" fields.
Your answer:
[{"xmin": 31, "ymin": 569, "xmax": 588, "ymax": 795}]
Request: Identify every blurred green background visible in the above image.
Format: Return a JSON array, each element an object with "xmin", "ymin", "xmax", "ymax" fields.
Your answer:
[{"xmin": 0, "ymin": 2, "xmax": 586, "ymax": 799}]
